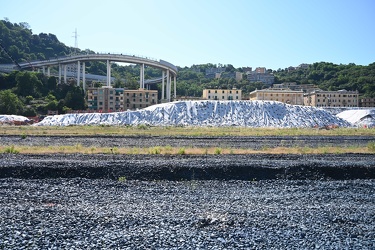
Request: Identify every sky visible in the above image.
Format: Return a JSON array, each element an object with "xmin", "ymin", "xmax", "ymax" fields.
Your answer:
[{"xmin": 1, "ymin": 0, "xmax": 374, "ymax": 70}]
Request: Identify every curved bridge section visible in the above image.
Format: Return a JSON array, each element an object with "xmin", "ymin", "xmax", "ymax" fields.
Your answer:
[
  {"xmin": 4, "ymin": 53, "xmax": 178, "ymax": 101},
  {"xmin": 17, "ymin": 54, "xmax": 177, "ymax": 76}
]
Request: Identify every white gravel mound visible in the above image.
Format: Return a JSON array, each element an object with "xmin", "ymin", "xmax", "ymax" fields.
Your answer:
[
  {"xmin": 336, "ymin": 109, "xmax": 375, "ymax": 128},
  {"xmin": 0, "ymin": 115, "xmax": 30, "ymax": 124},
  {"xmin": 34, "ymin": 100, "xmax": 351, "ymax": 127}
]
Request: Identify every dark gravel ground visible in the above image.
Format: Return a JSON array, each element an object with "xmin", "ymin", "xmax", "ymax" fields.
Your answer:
[
  {"xmin": 0, "ymin": 178, "xmax": 374, "ymax": 249},
  {"xmin": 1, "ymin": 135, "xmax": 375, "ymax": 149},
  {"xmin": 0, "ymin": 135, "xmax": 374, "ymax": 249}
]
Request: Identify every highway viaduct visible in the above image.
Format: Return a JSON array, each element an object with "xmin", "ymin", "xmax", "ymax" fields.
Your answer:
[{"xmin": 0, "ymin": 53, "xmax": 178, "ymax": 102}]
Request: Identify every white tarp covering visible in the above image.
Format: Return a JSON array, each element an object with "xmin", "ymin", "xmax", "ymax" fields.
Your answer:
[
  {"xmin": 336, "ymin": 109, "xmax": 375, "ymax": 128},
  {"xmin": 0, "ymin": 115, "xmax": 31, "ymax": 124},
  {"xmin": 33, "ymin": 100, "xmax": 352, "ymax": 128}
]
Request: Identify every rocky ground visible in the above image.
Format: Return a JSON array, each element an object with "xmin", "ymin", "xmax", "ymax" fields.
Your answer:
[
  {"xmin": 1, "ymin": 135, "xmax": 375, "ymax": 149},
  {"xmin": 0, "ymin": 135, "xmax": 374, "ymax": 249}
]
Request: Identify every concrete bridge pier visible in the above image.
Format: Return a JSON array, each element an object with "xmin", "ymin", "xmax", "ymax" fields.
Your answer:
[
  {"xmin": 82, "ymin": 62, "xmax": 86, "ymax": 91},
  {"xmin": 106, "ymin": 60, "xmax": 111, "ymax": 86},
  {"xmin": 162, "ymin": 71, "xmax": 165, "ymax": 100},
  {"xmin": 140, "ymin": 63, "xmax": 145, "ymax": 89},
  {"xmin": 64, "ymin": 65, "xmax": 67, "ymax": 84},
  {"xmin": 58, "ymin": 64, "xmax": 62, "ymax": 84},
  {"xmin": 174, "ymin": 76, "xmax": 176, "ymax": 100},
  {"xmin": 77, "ymin": 61, "xmax": 81, "ymax": 87},
  {"xmin": 167, "ymin": 70, "xmax": 170, "ymax": 102}
]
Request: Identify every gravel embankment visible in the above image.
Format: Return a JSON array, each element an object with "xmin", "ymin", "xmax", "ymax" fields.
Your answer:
[
  {"xmin": 1, "ymin": 135, "xmax": 375, "ymax": 149},
  {"xmin": 0, "ymin": 178, "xmax": 374, "ymax": 249},
  {"xmin": 0, "ymin": 153, "xmax": 375, "ymax": 180}
]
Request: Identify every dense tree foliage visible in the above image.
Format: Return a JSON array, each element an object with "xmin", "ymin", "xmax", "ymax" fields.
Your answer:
[
  {"xmin": 0, "ymin": 89, "xmax": 24, "ymax": 115},
  {"xmin": 274, "ymin": 62, "xmax": 375, "ymax": 97},
  {"xmin": 0, "ymin": 19, "xmax": 73, "ymax": 63}
]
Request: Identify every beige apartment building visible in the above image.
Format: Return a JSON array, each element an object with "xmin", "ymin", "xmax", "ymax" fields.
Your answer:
[
  {"xmin": 202, "ymin": 89, "xmax": 242, "ymax": 100},
  {"xmin": 124, "ymin": 88, "xmax": 158, "ymax": 110},
  {"xmin": 87, "ymin": 86, "xmax": 124, "ymax": 112},
  {"xmin": 87, "ymin": 87, "xmax": 158, "ymax": 112},
  {"xmin": 359, "ymin": 97, "xmax": 375, "ymax": 107},
  {"xmin": 303, "ymin": 90, "xmax": 359, "ymax": 107},
  {"xmin": 249, "ymin": 88, "xmax": 304, "ymax": 105}
]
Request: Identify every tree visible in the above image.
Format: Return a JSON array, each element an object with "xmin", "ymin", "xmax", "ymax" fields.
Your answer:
[
  {"xmin": 15, "ymin": 71, "xmax": 43, "ymax": 97},
  {"xmin": 0, "ymin": 89, "xmax": 24, "ymax": 115},
  {"xmin": 64, "ymin": 86, "xmax": 85, "ymax": 110}
]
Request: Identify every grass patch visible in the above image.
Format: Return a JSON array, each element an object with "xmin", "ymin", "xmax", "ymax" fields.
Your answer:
[
  {"xmin": 3, "ymin": 145, "xmax": 19, "ymax": 154},
  {"xmin": 214, "ymin": 147, "xmax": 222, "ymax": 155},
  {"xmin": 1, "ymin": 126, "xmax": 375, "ymax": 137},
  {"xmin": 177, "ymin": 147, "xmax": 186, "ymax": 155},
  {"xmin": 0, "ymin": 144, "xmax": 373, "ymax": 155},
  {"xmin": 149, "ymin": 146, "xmax": 162, "ymax": 155}
]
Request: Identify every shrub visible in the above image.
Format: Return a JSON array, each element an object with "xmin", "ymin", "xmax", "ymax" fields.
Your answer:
[
  {"xmin": 21, "ymin": 133, "xmax": 27, "ymax": 139},
  {"xmin": 178, "ymin": 147, "xmax": 186, "ymax": 155},
  {"xmin": 4, "ymin": 145, "xmax": 19, "ymax": 154},
  {"xmin": 214, "ymin": 147, "xmax": 222, "ymax": 155},
  {"xmin": 149, "ymin": 146, "xmax": 161, "ymax": 154}
]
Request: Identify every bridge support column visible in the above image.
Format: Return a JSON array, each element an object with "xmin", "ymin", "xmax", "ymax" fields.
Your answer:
[
  {"xmin": 106, "ymin": 60, "xmax": 111, "ymax": 86},
  {"xmin": 166, "ymin": 70, "xmax": 170, "ymax": 102},
  {"xmin": 174, "ymin": 76, "xmax": 176, "ymax": 100},
  {"xmin": 161, "ymin": 71, "xmax": 165, "ymax": 101},
  {"xmin": 47, "ymin": 67, "xmax": 50, "ymax": 77},
  {"xmin": 77, "ymin": 61, "xmax": 81, "ymax": 87},
  {"xmin": 58, "ymin": 64, "xmax": 62, "ymax": 84},
  {"xmin": 139, "ymin": 64, "xmax": 145, "ymax": 89},
  {"xmin": 64, "ymin": 65, "xmax": 67, "ymax": 84},
  {"xmin": 82, "ymin": 62, "xmax": 86, "ymax": 92},
  {"xmin": 42, "ymin": 66, "xmax": 46, "ymax": 75}
]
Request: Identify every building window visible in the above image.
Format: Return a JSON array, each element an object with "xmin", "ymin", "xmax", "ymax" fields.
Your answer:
[
  {"xmin": 208, "ymin": 90, "xmax": 211, "ymax": 93},
  {"xmin": 236, "ymin": 96, "xmax": 238, "ymax": 99},
  {"xmin": 222, "ymin": 96, "xmax": 224, "ymax": 99}
]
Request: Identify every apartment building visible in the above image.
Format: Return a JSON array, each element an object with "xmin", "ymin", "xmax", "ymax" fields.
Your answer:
[
  {"xmin": 87, "ymin": 86, "xmax": 124, "ymax": 112},
  {"xmin": 246, "ymin": 67, "xmax": 274, "ymax": 85},
  {"xmin": 303, "ymin": 89, "xmax": 359, "ymax": 107},
  {"xmin": 272, "ymin": 82, "xmax": 320, "ymax": 93},
  {"xmin": 249, "ymin": 88, "xmax": 304, "ymax": 105},
  {"xmin": 359, "ymin": 98, "xmax": 375, "ymax": 107},
  {"xmin": 124, "ymin": 88, "xmax": 158, "ymax": 110},
  {"xmin": 202, "ymin": 88, "xmax": 242, "ymax": 100}
]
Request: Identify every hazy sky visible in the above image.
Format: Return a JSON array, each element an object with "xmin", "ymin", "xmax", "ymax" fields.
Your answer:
[{"xmin": 1, "ymin": 0, "xmax": 374, "ymax": 69}]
